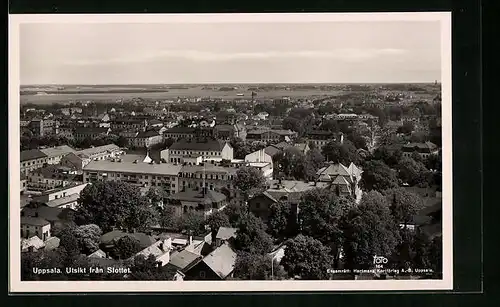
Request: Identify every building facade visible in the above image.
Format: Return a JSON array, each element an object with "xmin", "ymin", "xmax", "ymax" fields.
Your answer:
[
  {"xmin": 40, "ymin": 145, "xmax": 76, "ymax": 165},
  {"xmin": 83, "ymin": 160, "xmax": 182, "ymax": 195},
  {"xmin": 20, "ymin": 149, "xmax": 48, "ymax": 176},
  {"xmin": 21, "ymin": 217, "xmax": 51, "ymax": 241},
  {"xmin": 306, "ymin": 130, "xmax": 337, "ymax": 150},
  {"xmin": 161, "ymin": 139, "xmax": 233, "ymax": 164}
]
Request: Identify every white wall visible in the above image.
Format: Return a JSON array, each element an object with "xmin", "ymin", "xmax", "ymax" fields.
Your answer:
[
  {"xmin": 221, "ymin": 143, "xmax": 234, "ymax": 160},
  {"xmin": 245, "ymin": 149, "xmax": 272, "ymax": 164}
]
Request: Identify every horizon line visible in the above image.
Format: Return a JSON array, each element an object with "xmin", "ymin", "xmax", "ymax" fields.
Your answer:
[{"xmin": 21, "ymin": 81, "xmax": 441, "ymax": 86}]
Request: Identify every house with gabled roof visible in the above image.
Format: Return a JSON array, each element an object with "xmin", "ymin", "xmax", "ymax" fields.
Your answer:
[
  {"xmin": 184, "ymin": 243, "xmax": 237, "ymax": 280},
  {"xmin": 132, "ymin": 237, "xmax": 173, "ymax": 266},
  {"xmin": 21, "ymin": 236, "xmax": 46, "ymax": 252},
  {"xmin": 248, "ymin": 180, "xmax": 329, "ymax": 222},
  {"xmin": 215, "ymin": 227, "xmax": 237, "ymax": 247},
  {"xmin": 40, "ymin": 145, "xmax": 76, "ymax": 165},
  {"xmin": 316, "ymin": 162, "xmax": 363, "ymax": 203},
  {"xmin": 167, "ymin": 249, "xmax": 203, "ymax": 273}
]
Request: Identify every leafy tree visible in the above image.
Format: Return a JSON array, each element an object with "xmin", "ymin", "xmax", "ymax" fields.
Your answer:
[
  {"xmin": 280, "ymin": 235, "xmax": 334, "ymax": 280},
  {"xmin": 234, "ymin": 166, "xmax": 266, "ymax": 200},
  {"xmin": 234, "ymin": 252, "xmax": 273, "ymax": 280},
  {"xmin": 322, "ymin": 139, "xmax": 360, "ymax": 165},
  {"xmin": 234, "ymin": 213, "xmax": 274, "ymax": 254},
  {"xmin": 116, "ymin": 135, "xmax": 129, "ymax": 148},
  {"xmin": 179, "ymin": 211, "xmax": 206, "ymax": 236},
  {"xmin": 428, "ymin": 118, "xmax": 442, "ymax": 146},
  {"xmin": 158, "ymin": 206, "xmax": 180, "ymax": 229},
  {"xmin": 65, "ymin": 255, "xmax": 94, "ymax": 280},
  {"xmin": 225, "ymin": 199, "xmax": 248, "ymax": 227},
  {"xmin": 301, "ymin": 148, "xmax": 325, "ymax": 180},
  {"xmin": 129, "ymin": 254, "xmax": 177, "ymax": 280},
  {"xmin": 340, "ymin": 191, "xmax": 400, "ymax": 269},
  {"xmin": 425, "ymin": 151, "xmax": 442, "ymax": 171},
  {"xmin": 289, "ymin": 107, "xmax": 314, "ymax": 120},
  {"xmin": 397, "ymin": 122, "xmax": 415, "ymax": 135},
  {"xmin": 113, "ymin": 236, "xmax": 142, "ymax": 260},
  {"xmin": 76, "ymin": 181, "xmax": 156, "ymax": 232},
  {"xmin": 428, "ymin": 236, "xmax": 443, "ymax": 276},
  {"xmin": 347, "ymin": 131, "xmax": 368, "ymax": 150},
  {"xmin": 372, "ymin": 146, "xmax": 403, "ymax": 168},
  {"xmin": 230, "ymin": 137, "xmax": 252, "ymax": 159},
  {"xmin": 397, "ymin": 156, "xmax": 430, "ymax": 187},
  {"xmin": 410, "ymin": 152, "xmax": 424, "ymax": 163},
  {"xmin": 72, "ymin": 224, "xmax": 103, "ymax": 255},
  {"xmin": 125, "ymin": 199, "xmax": 158, "ymax": 233},
  {"xmin": 274, "ymin": 147, "xmax": 306, "ymax": 180},
  {"xmin": 267, "ymin": 201, "xmax": 297, "ymax": 239},
  {"xmin": 390, "ymin": 228, "xmax": 415, "ymax": 272},
  {"xmin": 206, "ymin": 210, "xmax": 231, "ymax": 241},
  {"xmin": 320, "ymin": 119, "xmax": 340, "ymax": 132},
  {"xmin": 145, "ymin": 186, "xmax": 166, "ymax": 206},
  {"xmin": 388, "ymin": 105, "xmax": 403, "ymax": 120},
  {"xmin": 383, "ymin": 188, "xmax": 425, "ymax": 227},
  {"xmin": 410, "ymin": 131, "xmax": 429, "ymax": 143},
  {"xmin": 282, "ymin": 117, "xmax": 303, "ymax": 135},
  {"xmin": 359, "ymin": 160, "xmax": 399, "ymax": 192},
  {"xmin": 58, "ymin": 225, "xmax": 81, "ymax": 263},
  {"xmin": 21, "ymin": 249, "xmax": 67, "ymax": 281},
  {"xmin": 298, "ymin": 188, "xmax": 353, "ymax": 266}
]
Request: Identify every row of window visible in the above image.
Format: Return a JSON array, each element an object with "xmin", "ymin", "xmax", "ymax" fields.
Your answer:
[
  {"xmin": 170, "ymin": 150, "xmax": 221, "ymax": 156},
  {"xmin": 179, "ymin": 173, "xmax": 234, "ymax": 180},
  {"xmin": 104, "ymin": 173, "xmax": 175, "ymax": 180},
  {"xmin": 21, "ymin": 159, "xmax": 46, "ymax": 167},
  {"xmin": 182, "ymin": 181, "xmax": 231, "ymax": 190},
  {"xmin": 85, "ymin": 177, "xmax": 176, "ymax": 189}
]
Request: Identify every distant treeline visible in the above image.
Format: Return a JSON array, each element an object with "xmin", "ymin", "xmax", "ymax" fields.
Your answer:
[{"xmin": 20, "ymin": 89, "xmax": 171, "ymax": 95}]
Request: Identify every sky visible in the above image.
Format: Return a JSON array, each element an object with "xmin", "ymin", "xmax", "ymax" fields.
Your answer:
[{"xmin": 19, "ymin": 21, "xmax": 442, "ymax": 85}]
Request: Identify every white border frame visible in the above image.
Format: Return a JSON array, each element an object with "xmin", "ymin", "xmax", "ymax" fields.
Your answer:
[{"xmin": 8, "ymin": 12, "xmax": 453, "ymax": 293}]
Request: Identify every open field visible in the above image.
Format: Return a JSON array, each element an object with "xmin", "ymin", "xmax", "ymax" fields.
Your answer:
[
  {"xmin": 20, "ymin": 88, "xmax": 346, "ymax": 105},
  {"xmin": 19, "ymin": 83, "xmax": 440, "ymax": 105}
]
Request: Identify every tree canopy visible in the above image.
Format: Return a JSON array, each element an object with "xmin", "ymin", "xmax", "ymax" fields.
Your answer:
[
  {"xmin": 280, "ymin": 235, "xmax": 334, "ymax": 280},
  {"xmin": 234, "ymin": 213, "xmax": 274, "ymax": 254},
  {"xmin": 298, "ymin": 188, "xmax": 354, "ymax": 266},
  {"xmin": 397, "ymin": 156, "xmax": 432, "ymax": 187},
  {"xmin": 359, "ymin": 160, "xmax": 399, "ymax": 192},
  {"xmin": 145, "ymin": 186, "xmax": 166, "ymax": 206},
  {"xmin": 128, "ymin": 254, "xmax": 177, "ymax": 280},
  {"xmin": 322, "ymin": 139, "xmax": 360, "ymax": 165},
  {"xmin": 234, "ymin": 166, "xmax": 266, "ymax": 199},
  {"xmin": 267, "ymin": 201, "xmax": 298, "ymax": 239},
  {"xmin": 233, "ymin": 252, "xmax": 274, "ymax": 280},
  {"xmin": 340, "ymin": 191, "xmax": 401, "ymax": 269},
  {"xmin": 383, "ymin": 188, "xmax": 425, "ymax": 226},
  {"xmin": 76, "ymin": 181, "xmax": 156, "ymax": 232},
  {"xmin": 206, "ymin": 210, "xmax": 231, "ymax": 241},
  {"xmin": 224, "ymin": 199, "xmax": 249, "ymax": 227},
  {"xmin": 179, "ymin": 211, "xmax": 207, "ymax": 236},
  {"xmin": 113, "ymin": 236, "xmax": 142, "ymax": 260},
  {"xmin": 72, "ymin": 224, "xmax": 103, "ymax": 255}
]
